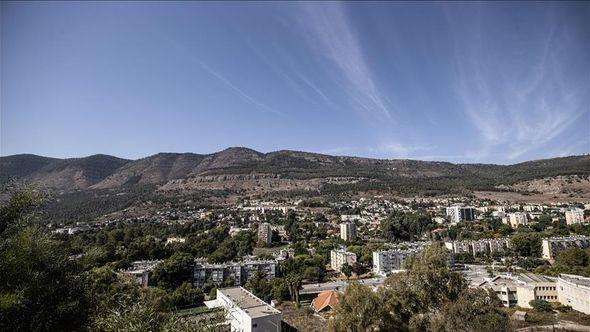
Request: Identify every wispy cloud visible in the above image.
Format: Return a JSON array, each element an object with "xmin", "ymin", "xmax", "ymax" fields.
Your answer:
[
  {"xmin": 195, "ymin": 60, "xmax": 286, "ymax": 117},
  {"xmin": 296, "ymin": 2, "xmax": 393, "ymax": 120},
  {"xmin": 450, "ymin": 6, "xmax": 589, "ymax": 160},
  {"xmin": 151, "ymin": 28, "xmax": 285, "ymax": 117},
  {"xmin": 244, "ymin": 41, "xmax": 336, "ymax": 109}
]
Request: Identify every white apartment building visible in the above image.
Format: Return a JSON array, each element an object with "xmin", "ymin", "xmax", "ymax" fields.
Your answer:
[
  {"xmin": 340, "ymin": 222, "xmax": 357, "ymax": 241},
  {"xmin": 258, "ymin": 222, "xmax": 272, "ymax": 245},
  {"xmin": 565, "ymin": 208, "xmax": 585, "ymax": 225},
  {"xmin": 557, "ymin": 274, "xmax": 590, "ymax": 315},
  {"xmin": 445, "ymin": 238, "xmax": 511, "ymax": 257},
  {"xmin": 507, "ymin": 212, "xmax": 528, "ymax": 228},
  {"xmin": 330, "ymin": 248, "xmax": 357, "ymax": 272},
  {"xmin": 542, "ymin": 236, "xmax": 590, "ymax": 260},
  {"xmin": 206, "ymin": 287, "xmax": 282, "ymax": 332},
  {"xmin": 446, "ymin": 206, "xmax": 476, "ymax": 224},
  {"xmin": 373, "ymin": 249, "xmax": 419, "ymax": 276}
]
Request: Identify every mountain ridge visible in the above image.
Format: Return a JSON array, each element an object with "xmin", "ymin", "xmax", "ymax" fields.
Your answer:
[{"xmin": 1, "ymin": 148, "xmax": 589, "ymax": 193}]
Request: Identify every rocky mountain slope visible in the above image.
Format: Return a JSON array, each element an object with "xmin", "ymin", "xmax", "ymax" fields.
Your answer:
[{"xmin": 1, "ymin": 148, "xmax": 589, "ymax": 194}]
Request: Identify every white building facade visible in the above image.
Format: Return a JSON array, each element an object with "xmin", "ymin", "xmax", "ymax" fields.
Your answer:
[
  {"xmin": 208, "ymin": 287, "xmax": 282, "ymax": 332},
  {"xmin": 339, "ymin": 222, "xmax": 357, "ymax": 241},
  {"xmin": 565, "ymin": 208, "xmax": 585, "ymax": 225},
  {"xmin": 330, "ymin": 248, "xmax": 357, "ymax": 272},
  {"xmin": 557, "ymin": 274, "xmax": 590, "ymax": 315}
]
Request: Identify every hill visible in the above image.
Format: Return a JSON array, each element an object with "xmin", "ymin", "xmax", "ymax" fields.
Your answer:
[
  {"xmin": 1, "ymin": 154, "xmax": 130, "ymax": 190},
  {"xmin": 1, "ymin": 148, "xmax": 588, "ymax": 195}
]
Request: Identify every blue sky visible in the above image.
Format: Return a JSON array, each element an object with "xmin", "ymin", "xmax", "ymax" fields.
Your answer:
[{"xmin": 1, "ymin": 1, "xmax": 588, "ymax": 164}]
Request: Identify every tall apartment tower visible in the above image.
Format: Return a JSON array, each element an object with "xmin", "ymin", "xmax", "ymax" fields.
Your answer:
[
  {"xmin": 446, "ymin": 206, "xmax": 476, "ymax": 224},
  {"xmin": 565, "ymin": 208, "xmax": 585, "ymax": 225},
  {"xmin": 340, "ymin": 222, "xmax": 357, "ymax": 241},
  {"xmin": 258, "ymin": 222, "xmax": 272, "ymax": 246}
]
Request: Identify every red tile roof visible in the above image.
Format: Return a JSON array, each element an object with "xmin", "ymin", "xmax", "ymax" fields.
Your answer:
[{"xmin": 311, "ymin": 290, "xmax": 340, "ymax": 312}]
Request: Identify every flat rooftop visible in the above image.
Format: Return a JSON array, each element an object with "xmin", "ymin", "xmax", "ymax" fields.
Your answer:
[
  {"xmin": 518, "ymin": 273, "xmax": 555, "ymax": 284},
  {"xmin": 219, "ymin": 287, "xmax": 280, "ymax": 319},
  {"xmin": 559, "ymin": 274, "xmax": 590, "ymax": 288}
]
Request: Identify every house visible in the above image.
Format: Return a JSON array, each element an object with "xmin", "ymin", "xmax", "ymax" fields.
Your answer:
[{"xmin": 311, "ymin": 290, "xmax": 340, "ymax": 313}]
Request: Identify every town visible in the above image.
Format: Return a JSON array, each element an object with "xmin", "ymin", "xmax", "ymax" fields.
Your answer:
[{"xmin": 48, "ymin": 195, "xmax": 590, "ymax": 331}]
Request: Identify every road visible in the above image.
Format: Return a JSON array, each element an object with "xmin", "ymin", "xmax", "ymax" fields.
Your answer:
[{"xmin": 300, "ymin": 277, "xmax": 385, "ymax": 294}]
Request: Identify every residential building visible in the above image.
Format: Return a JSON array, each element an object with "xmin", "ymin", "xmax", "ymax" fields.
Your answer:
[
  {"xmin": 565, "ymin": 208, "xmax": 585, "ymax": 225},
  {"xmin": 229, "ymin": 227, "xmax": 251, "ymax": 237},
  {"xmin": 276, "ymin": 248, "xmax": 295, "ymax": 260},
  {"xmin": 541, "ymin": 236, "xmax": 590, "ymax": 260},
  {"xmin": 340, "ymin": 215, "xmax": 361, "ymax": 222},
  {"xmin": 121, "ymin": 260, "xmax": 161, "ymax": 288},
  {"xmin": 193, "ymin": 259, "xmax": 279, "ymax": 288},
  {"xmin": 330, "ymin": 248, "xmax": 357, "ymax": 272},
  {"xmin": 165, "ymin": 237, "xmax": 186, "ymax": 246},
  {"xmin": 557, "ymin": 274, "xmax": 590, "ymax": 315},
  {"xmin": 445, "ymin": 238, "xmax": 511, "ymax": 257},
  {"xmin": 339, "ymin": 222, "xmax": 357, "ymax": 241},
  {"xmin": 270, "ymin": 225, "xmax": 287, "ymax": 240},
  {"xmin": 507, "ymin": 212, "xmax": 528, "ymax": 228},
  {"xmin": 205, "ymin": 287, "xmax": 282, "ymax": 332},
  {"xmin": 258, "ymin": 222, "xmax": 272, "ymax": 245},
  {"xmin": 373, "ymin": 248, "xmax": 418, "ymax": 276},
  {"xmin": 446, "ymin": 206, "xmax": 476, "ymax": 224}
]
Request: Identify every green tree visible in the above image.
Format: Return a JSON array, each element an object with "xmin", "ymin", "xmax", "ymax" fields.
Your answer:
[
  {"xmin": 151, "ymin": 252, "xmax": 195, "ymax": 289},
  {"xmin": 341, "ymin": 263, "xmax": 353, "ymax": 279},
  {"xmin": 428, "ymin": 289, "xmax": 510, "ymax": 332},
  {"xmin": 86, "ymin": 265, "xmax": 142, "ymax": 314},
  {"xmin": 381, "ymin": 211, "xmax": 434, "ymax": 242},
  {"xmin": 511, "ymin": 233, "xmax": 542, "ymax": 257},
  {"xmin": 244, "ymin": 272, "xmax": 272, "ymax": 302},
  {"xmin": 328, "ymin": 282, "xmax": 401, "ymax": 332},
  {"xmin": 93, "ymin": 301, "xmax": 170, "ymax": 332},
  {"xmin": 170, "ymin": 282, "xmax": 204, "ymax": 308},
  {"xmin": 285, "ymin": 273, "xmax": 302, "ymax": 303},
  {"xmin": 0, "ymin": 187, "xmax": 42, "ymax": 235},
  {"xmin": 270, "ymin": 278, "xmax": 290, "ymax": 302},
  {"xmin": 530, "ymin": 299, "xmax": 553, "ymax": 312},
  {"xmin": 556, "ymin": 248, "xmax": 589, "ymax": 268},
  {"xmin": 302, "ymin": 266, "xmax": 323, "ymax": 282},
  {"xmin": 0, "ymin": 189, "xmax": 90, "ymax": 331}
]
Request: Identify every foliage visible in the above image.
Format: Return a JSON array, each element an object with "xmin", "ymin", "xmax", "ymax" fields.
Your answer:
[
  {"xmin": 534, "ymin": 248, "xmax": 590, "ymax": 277},
  {"xmin": 511, "ymin": 233, "xmax": 542, "ymax": 257},
  {"xmin": 328, "ymin": 282, "xmax": 400, "ymax": 332},
  {"xmin": 92, "ymin": 300, "xmax": 225, "ymax": 332},
  {"xmin": 0, "ymin": 186, "xmax": 42, "ymax": 234},
  {"xmin": 151, "ymin": 252, "xmax": 195, "ymax": 289},
  {"xmin": 428, "ymin": 289, "xmax": 510, "ymax": 332},
  {"xmin": 170, "ymin": 282, "xmax": 204, "ymax": 308},
  {"xmin": 555, "ymin": 248, "xmax": 589, "ymax": 268},
  {"xmin": 0, "ymin": 227, "xmax": 91, "ymax": 331},
  {"xmin": 328, "ymin": 244, "xmax": 509, "ymax": 332},
  {"xmin": 530, "ymin": 299, "xmax": 553, "ymax": 312},
  {"xmin": 341, "ymin": 263, "xmax": 353, "ymax": 279},
  {"xmin": 381, "ymin": 210, "xmax": 434, "ymax": 242}
]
